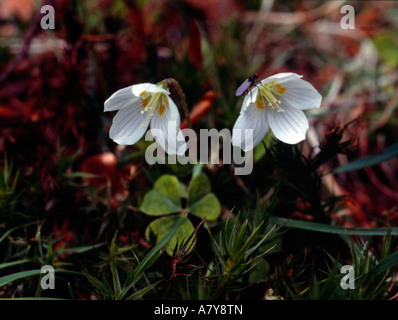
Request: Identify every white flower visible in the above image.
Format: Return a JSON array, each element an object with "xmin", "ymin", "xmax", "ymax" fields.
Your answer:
[
  {"xmin": 104, "ymin": 83, "xmax": 187, "ymax": 155},
  {"xmin": 232, "ymin": 73, "xmax": 322, "ymax": 151}
]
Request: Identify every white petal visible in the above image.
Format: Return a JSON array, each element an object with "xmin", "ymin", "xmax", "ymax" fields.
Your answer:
[
  {"xmin": 279, "ymin": 79, "xmax": 322, "ymax": 110},
  {"xmin": 242, "ymin": 86, "xmax": 259, "ymax": 112},
  {"xmin": 268, "ymin": 106, "xmax": 309, "ymax": 144},
  {"xmin": 104, "ymin": 86, "xmax": 141, "ymax": 112},
  {"xmin": 261, "ymin": 73, "xmax": 302, "ymax": 85},
  {"xmin": 150, "ymin": 98, "xmax": 187, "ymax": 155},
  {"xmin": 232, "ymin": 103, "xmax": 270, "ymax": 152},
  {"xmin": 109, "ymin": 102, "xmax": 149, "ymax": 145},
  {"xmin": 131, "ymin": 83, "xmax": 169, "ymax": 97}
]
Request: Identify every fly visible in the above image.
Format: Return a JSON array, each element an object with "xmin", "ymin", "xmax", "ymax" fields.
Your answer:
[{"xmin": 235, "ymin": 74, "xmax": 259, "ymax": 96}]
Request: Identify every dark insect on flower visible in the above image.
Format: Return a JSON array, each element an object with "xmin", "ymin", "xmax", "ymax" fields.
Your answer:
[{"xmin": 235, "ymin": 73, "xmax": 259, "ymax": 96}]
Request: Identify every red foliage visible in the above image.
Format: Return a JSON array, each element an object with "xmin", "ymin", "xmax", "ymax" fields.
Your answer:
[
  {"xmin": 52, "ymin": 218, "xmax": 76, "ymax": 260},
  {"xmin": 181, "ymin": 90, "xmax": 216, "ymax": 129},
  {"xmin": 80, "ymin": 152, "xmax": 136, "ymax": 208}
]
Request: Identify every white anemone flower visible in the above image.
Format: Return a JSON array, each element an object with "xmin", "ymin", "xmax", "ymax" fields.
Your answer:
[
  {"xmin": 104, "ymin": 83, "xmax": 187, "ymax": 155},
  {"xmin": 232, "ymin": 73, "xmax": 322, "ymax": 151}
]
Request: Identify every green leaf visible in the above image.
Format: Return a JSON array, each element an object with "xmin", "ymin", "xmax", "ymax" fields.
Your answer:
[
  {"xmin": 187, "ymin": 173, "xmax": 221, "ymax": 221},
  {"xmin": 145, "ymin": 215, "xmax": 195, "ymax": 256},
  {"xmin": 0, "ymin": 222, "xmax": 36, "ymax": 244},
  {"xmin": 126, "ymin": 280, "xmax": 162, "ymax": 300},
  {"xmin": 0, "ymin": 259, "xmax": 30, "ymax": 270},
  {"xmin": 0, "ymin": 227, "xmax": 17, "ymax": 244},
  {"xmin": 189, "ymin": 193, "xmax": 221, "ymax": 221},
  {"xmin": 110, "ymin": 260, "xmax": 121, "ymax": 298},
  {"xmin": 248, "ymin": 259, "xmax": 270, "ymax": 284},
  {"xmin": 178, "ymin": 182, "xmax": 188, "ymax": 198},
  {"xmin": 0, "ymin": 270, "xmax": 41, "ymax": 287},
  {"xmin": 192, "ymin": 164, "xmax": 204, "ymax": 177},
  {"xmin": 140, "ymin": 190, "xmax": 181, "ymax": 215},
  {"xmin": 154, "ymin": 174, "xmax": 181, "ymax": 204},
  {"xmin": 140, "ymin": 175, "xmax": 182, "ymax": 215},
  {"xmin": 119, "ymin": 216, "xmax": 185, "ymax": 298},
  {"xmin": 59, "ymin": 242, "xmax": 105, "ymax": 255},
  {"xmin": 373, "ymin": 34, "xmax": 398, "ymax": 67},
  {"xmin": 334, "ymin": 143, "xmax": 398, "ymax": 173},
  {"xmin": 254, "ymin": 132, "xmax": 272, "ymax": 161},
  {"xmin": 205, "ymin": 225, "xmax": 226, "ymax": 271},
  {"xmin": 188, "ymin": 173, "xmax": 211, "ymax": 205},
  {"xmin": 372, "ymin": 250, "xmax": 398, "ymax": 277},
  {"xmin": 82, "ymin": 270, "xmax": 113, "ymax": 298},
  {"xmin": 271, "ymin": 216, "xmax": 398, "ymax": 236}
]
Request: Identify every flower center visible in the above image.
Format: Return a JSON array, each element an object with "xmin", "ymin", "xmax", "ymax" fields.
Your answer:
[
  {"xmin": 256, "ymin": 82, "xmax": 285, "ymax": 112},
  {"xmin": 139, "ymin": 91, "xmax": 169, "ymax": 127}
]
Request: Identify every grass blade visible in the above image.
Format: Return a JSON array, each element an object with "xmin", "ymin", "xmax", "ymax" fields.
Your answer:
[
  {"xmin": 59, "ymin": 242, "xmax": 105, "ymax": 255},
  {"xmin": 126, "ymin": 280, "xmax": 162, "ymax": 300},
  {"xmin": 0, "ymin": 270, "xmax": 41, "ymax": 287},
  {"xmin": 334, "ymin": 143, "xmax": 398, "ymax": 173},
  {"xmin": 119, "ymin": 215, "xmax": 185, "ymax": 299},
  {"xmin": 0, "ymin": 259, "xmax": 30, "ymax": 270},
  {"xmin": 372, "ymin": 250, "xmax": 398, "ymax": 277},
  {"xmin": 82, "ymin": 270, "xmax": 112, "ymax": 298},
  {"xmin": 271, "ymin": 217, "xmax": 398, "ymax": 236}
]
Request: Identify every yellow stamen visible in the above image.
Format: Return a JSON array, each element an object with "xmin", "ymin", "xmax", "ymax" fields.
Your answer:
[
  {"xmin": 275, "ymin": 84, "xmax": 286, "ymax": 95},
  {"xmin": 142, "ymin": 96, "xmax": 150, "ymax": 108},
  {"xmin": 256, "ymin": 82, "xmax": 286, "ymax": 112},
  {"xmin": 139, "ymin": 90, "xmax": 170, "ymax": 126},
  {"xmin": 256, "ymin": 99, "xmax": 265, "ymax": 109},
  {"xmin": 158, "ymin": 104, "xmax": 165, "ymax": 115}
]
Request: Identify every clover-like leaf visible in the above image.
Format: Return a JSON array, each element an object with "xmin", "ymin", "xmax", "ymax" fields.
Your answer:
[
  {"xmin": 188, "ymin": 173, "xmax": 211, "ymax": 205},
  {"xmin": 189, "ymin": 193, "xmax": 221, "ymax": 221},
  {"xmin": 187, "ymin": 173, "xmax": 221, "ymax": 221},
  {"xmin": 140, "ymin": 175, "xmax": 181, "ymax": 215},
  {"xmin": 178, "ymin": 181, "xmax": 188, "ymax": 198},
  {"xmin": 145, "ymin": 215, "xmax": 195, "ymax": 256}
]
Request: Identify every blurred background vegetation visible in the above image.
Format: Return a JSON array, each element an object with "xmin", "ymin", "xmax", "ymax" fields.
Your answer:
[{"xmin": 0, "ymin": 0, "xmax": 398, "ymax": 300}]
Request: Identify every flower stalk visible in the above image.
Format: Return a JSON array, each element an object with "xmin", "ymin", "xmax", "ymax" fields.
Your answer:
[{"xmin": 161, "ymin": 78, "xmax": 192, "ymax": 130}]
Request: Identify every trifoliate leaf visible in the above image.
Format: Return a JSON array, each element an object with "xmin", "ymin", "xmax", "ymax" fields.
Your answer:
[
  {"xmin": 178, "ymin": 182, "xmax": 188, "ymax": 198},
  {"xmin": 188, "ymin": 173, "xmax": 211, "ymax": 205},
  {"xmin": 153, "ymin": 174, "xmax": 181, "ymax": 204},
  {"xmin": 189, "ymin": 193, "xmax": 221, "ymax": 221},
  {"xmin": 145, "ymin": 215, "xmax": 195, "ymax": 256},
  {"xmin": 140, "ymin": 175, "xmax": 181, "ymax": 215}
]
